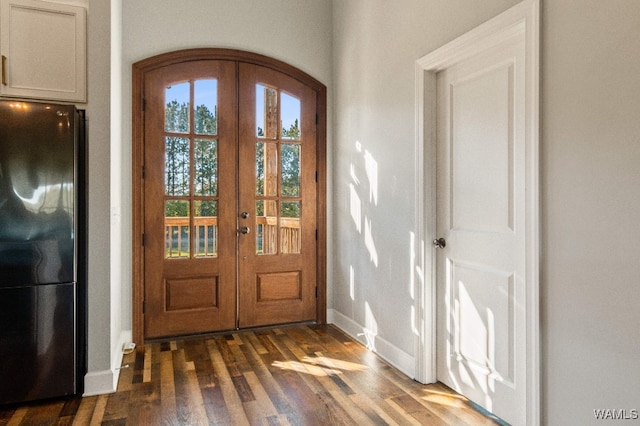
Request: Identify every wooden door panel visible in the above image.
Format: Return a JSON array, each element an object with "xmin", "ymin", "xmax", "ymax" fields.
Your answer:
[
  {"xmin": 164, "ymin": 276, "xmax": 219, "ymax": 311},
  {"xmin": 144, "ymin": 60, "xmax": 237, "ymax": 338},
  {"xmin": 257, "ymin": 271, "xmax": 301, "ymax": 301}
]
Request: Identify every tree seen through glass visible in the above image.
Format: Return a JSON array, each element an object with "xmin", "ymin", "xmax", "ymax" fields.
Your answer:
[{"xmin": 164, "ymin": 80, "xmax": 302, "ymax": 257}]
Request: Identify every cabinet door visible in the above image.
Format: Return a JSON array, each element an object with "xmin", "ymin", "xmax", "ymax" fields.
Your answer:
[{"xmin": 1, "ymin": 0, "xmax": 86, "ymax": 102}]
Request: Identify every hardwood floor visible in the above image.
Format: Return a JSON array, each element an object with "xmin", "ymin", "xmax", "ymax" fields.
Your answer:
[{"xmin": 0, "ymin": 325, "xmax": 504, "ymax": 425}]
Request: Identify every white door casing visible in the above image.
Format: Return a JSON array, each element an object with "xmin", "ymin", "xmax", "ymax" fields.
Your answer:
[{"xmin": 414, "ymin": 1, "xmax": 539, "ymax": 425}]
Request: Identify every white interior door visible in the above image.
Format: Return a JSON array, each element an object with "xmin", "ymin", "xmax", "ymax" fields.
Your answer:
[{"xmin": 434, "ymin": 28, "xmax": 528, "ymax": 425}]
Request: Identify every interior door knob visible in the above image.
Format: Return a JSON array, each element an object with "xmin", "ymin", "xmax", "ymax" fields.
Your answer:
[
  {"xmin": 240, "ymin": 226, "xmax": 250, "ymax": 234},
  {"xmin": 240, "ymin": 211, "xmax": 250, "ymax": 219},
  {"xmin": 433, "ymin": 238, "xmax": 446, "ymax": 249}
]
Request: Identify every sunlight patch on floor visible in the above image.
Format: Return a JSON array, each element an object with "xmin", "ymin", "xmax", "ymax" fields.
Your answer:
[
  {"xmin": 420, "ymin": 391, "xmax": 466, "ymax": 408},
  {"xmin": 301, "ymin": 356, "xmax": 368, "ymax": 372},
  {"xmin": 272, "ymin": 360, "xmax": 338, "ymax": 377},
  {"xmin": 272, "ymin": 355, "xmax": 368, "ymax": 377}
]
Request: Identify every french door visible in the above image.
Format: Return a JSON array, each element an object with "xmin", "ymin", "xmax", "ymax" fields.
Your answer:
[
  {"xmin": 138, "ymin": 54, "xmax": 321, "ymax": 339},
  {"xmin": 237, "ymin": 64, "xmax": 317, "ymax": 327}
]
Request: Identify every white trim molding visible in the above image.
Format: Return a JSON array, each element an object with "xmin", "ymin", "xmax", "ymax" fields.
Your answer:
[
  {"xmin": 413, "ymin": 0, "xmax": 540, "ymax": 424},
  {"xmin": 83, "ymin": 369, "xmax": 117, "ymax": 397},
  {"xmin": 328, "ymin": 309, "xmax": 415, "ymax": 378},
  {"xmin": 83, "ymin": 329, "xmax": 132, "ymax": 396}
]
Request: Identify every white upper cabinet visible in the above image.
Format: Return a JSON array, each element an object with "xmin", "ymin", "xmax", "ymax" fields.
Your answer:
[{"xmin": 1, "ymin": 0, "xmax": 86, "ymax": 102}]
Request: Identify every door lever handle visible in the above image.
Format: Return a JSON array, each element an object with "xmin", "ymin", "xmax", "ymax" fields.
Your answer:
[{"xmin": 433, "ymin": 238, "xmax": 446, "ymax": 249}]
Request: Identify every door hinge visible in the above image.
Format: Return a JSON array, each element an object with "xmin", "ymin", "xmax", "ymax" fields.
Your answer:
[
  {"xmin": 315, "ymin": 229, "xmax": 318, "ymax": 240},
  {"xmin": 315, "ymin": 113, "xmax": 319, "ymax": 125},
  {"xmin": 315, "ymin": 171, "xmax": 318, "ymax": 182},
  {"xmin": 315, "ymin": 287, "xmax": 318, "ymax": 299}
]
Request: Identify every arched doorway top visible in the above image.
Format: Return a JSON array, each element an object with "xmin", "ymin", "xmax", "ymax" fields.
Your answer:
[{"xmin": 132, "ymin": 48, "xmax": 326, "ymax": 93}]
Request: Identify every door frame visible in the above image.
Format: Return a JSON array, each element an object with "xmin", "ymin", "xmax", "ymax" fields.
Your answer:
[
  {"xmin": 131, "ymin": 49, "xmax": 327, "ymax": 344},
  {"xmin": 413, "ymin": 0, "xmax": 539, "ymax": 423}
]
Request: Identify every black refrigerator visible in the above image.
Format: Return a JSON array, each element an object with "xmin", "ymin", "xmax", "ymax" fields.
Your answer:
[{"xmin": 0, "ymin": 100, "xmax": 86, "ymax": 404}]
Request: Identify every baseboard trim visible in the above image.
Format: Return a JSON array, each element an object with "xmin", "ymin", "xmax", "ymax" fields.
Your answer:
[
  {"xmin": 327, "ymin": 309, "xmax": 415, "ymax": 378},
  {"xmin": 83, "ymin": 329, "xmax": 132, "ymax": 396},
  {"xmin": 83, "ymin": 369, "xmax": 117, "ymax": 397}
]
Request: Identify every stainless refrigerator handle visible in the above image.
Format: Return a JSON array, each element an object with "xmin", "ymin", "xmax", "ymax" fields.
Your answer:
[{"xmin": 1, "ymin": 55, "xmax": 6, "ymax": 85}]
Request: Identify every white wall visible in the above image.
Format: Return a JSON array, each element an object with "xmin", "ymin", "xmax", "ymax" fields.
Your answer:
[
  {"xmin": 109, "ymin": 0, "xmax": 128, "ymax": 388},
  {"xmin": 541, "ymin": 0, "xmax": 640, "ymax": 423},
  {"xmin": 330, "ymin": 0, "xmax": 521, "ymax": 376},
  {"xmin": 84, "ymin": 0, "xmax": 116, "ymax": 393},
  {"xmin": 331, "ymin": 0, "xmax": 640, "ymax": 423}
]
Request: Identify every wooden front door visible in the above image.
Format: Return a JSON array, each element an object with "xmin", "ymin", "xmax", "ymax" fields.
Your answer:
[
  {"xmin": 238, "ymin": 63, "xmax": 317, "ymax": 327},
  {"xmin": 140, "ymin": 55, "xmax": 321, "ymax": 339}
]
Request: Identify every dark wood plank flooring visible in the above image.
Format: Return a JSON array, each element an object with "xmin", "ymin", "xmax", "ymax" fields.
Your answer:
[{"xmin": 0, "ymin": 324, "xmax": 503, "ymax": 425}]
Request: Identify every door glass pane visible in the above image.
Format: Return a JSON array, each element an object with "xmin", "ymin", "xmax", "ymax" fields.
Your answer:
[
  {"xmin": 281, "ymin": 201, "xmax": 301, "ymax": 254},
  {"xmin": 194, "ymin": 200, "xmax": 217, "ymax": 257},
  {"xmin": 194, "ymin": 79, "xmax": 217, "ymax": 136},
  {"xmin": 194, "ymin": 139, "xmax": 217, "ymax": 196},
  {"xmin": 256, "ymin": 200, "xmax": 277, "ymax": 255},
  {"xmin": 264, "ymin": 142, "xmax": 278, "ymax": 197},
  {"xmin": 281, "ymin": 144, "xmax": 300, "ymax": 197},
  {"xmin": 256, "ymin": 142, "xmax": 264, "ymax": 196},
  {"xmin": 256, "ymin": 141, "xmax": 279, "ymax": 197},
  {"xmin": 165, "ymin": 82, "xmax": 190, "ymax": 133},
  {"xmin": 165, "ymin": 137, "xmax": 190, "ymax": 196},
  {"xmin": 165, "ymin": 200, "xmax": 190, "ymax": 258},
  {"xmin": 256, "ymin": 200, "xmax": 264, "ymax": 254},
  {"xmin": 256, "ymin": 84, "xmax": 278, "ymax": 138},
  {"xmin": 256, "ymin": 85, "xmax": 265, "ymax": 138},
  {"xmin": 281, "ymin": 92, "xmax": 301, "ymax": 140}
]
